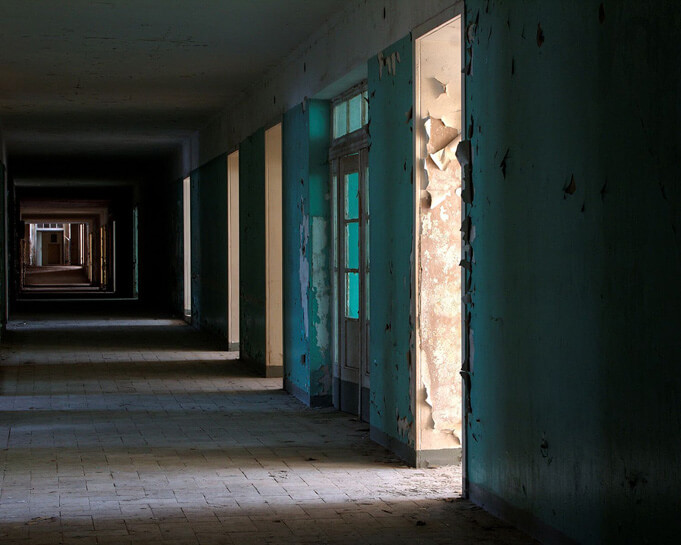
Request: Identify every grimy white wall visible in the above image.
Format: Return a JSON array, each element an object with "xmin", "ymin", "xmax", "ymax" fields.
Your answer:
[{"xmin": 178, "ymin": 0, "xmax": 462, "ymax": 176}]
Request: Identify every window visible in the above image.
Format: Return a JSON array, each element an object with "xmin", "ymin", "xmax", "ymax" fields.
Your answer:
[{"xmin": 332, "ymin": 87, "xmax": 368, "ymax": 139}]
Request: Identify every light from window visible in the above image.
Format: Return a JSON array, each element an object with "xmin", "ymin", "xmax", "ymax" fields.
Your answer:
[{"xmin": 333, "ymin": 90, "xmax": 368, "ymax": 139}]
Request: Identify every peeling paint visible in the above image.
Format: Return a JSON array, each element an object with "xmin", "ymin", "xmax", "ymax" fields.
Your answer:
[
  {"xmin": 416, "ymin": 18, "xmax": 463, "ymax": 454},
  {"xmin": 310, "ymin": 216, "xmax": 329, "ymax": 351},
  {"xmin": 299, "ymin": 211, "xmax": 310, "ymax": 337},
  {"xmin": 368, "ymin": 34, "xmax": 415, "ymax": 452}
]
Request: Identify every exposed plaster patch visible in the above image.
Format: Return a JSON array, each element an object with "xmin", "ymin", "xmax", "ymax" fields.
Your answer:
[
  {"xmin": 396, "ymin": 408, "xmax": 413, "ymax": 441},
  {"xmin": 377, "ymin": 50, "xmax": 401, "ymax": 80},
  {"xmin": 299, "ymin": 206, "xmax": 310, "ymax": 338},
  {"xmin": 310, "ymin": 217, "xmax": 329, "ymax": 352},
  {"xmin": 418, "ymin": 69, "xmax": 463, "ymax": 446}
]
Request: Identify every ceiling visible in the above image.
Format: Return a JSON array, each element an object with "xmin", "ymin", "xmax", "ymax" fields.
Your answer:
[{"xmin": 0, "ymin": 0, "xmax": 347, "ymax": 158}]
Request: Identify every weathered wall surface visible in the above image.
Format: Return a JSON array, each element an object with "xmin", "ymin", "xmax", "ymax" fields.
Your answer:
[
  {"xmin": 367, "ymin": 35, "xmax": 416, "ymax": 460},
  {"xmin": 239, "ymin": 129, "xmax": 266, "ymax": 366},
  {"xmin": 190, "ymin": 155, "xmax": 228, "ymax": 338},
  {"xmin": 465, "ymin": 1, "xmax": 681, "ymax": 543},
  {"xmin": 282, "ymin": 104, "xmax": 309, "ymax": 397},
  {"xmin": 415, "ymin": 19, "xmax": 463, "ymax": 459},
  {"xmin": 306, "ymin": 101, "xmax": 332, "ymax": 405},
  {"xmin": 282, "ymin": 100, "xmax": 332, "ymax": 406}
]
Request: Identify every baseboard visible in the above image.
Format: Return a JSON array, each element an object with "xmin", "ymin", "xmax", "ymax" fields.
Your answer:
[
  {"xmin": 265, "ymin": 365, "xmax": 284, "ymax": 378},
  {"xmin": 284, "ymin": 378, "xmax": 332, "ymax": 408},
  {"xmin": 416, "ymin": 447, "xmax": 461, "ymax": 468},
  {"xmin": 469, "ymin": 482, "xmax": 579, "ymax": 545},
  {"xmin": 370, "ymin": 425, "xmax": 416, "ymax": 466},
  {"xmin": 334, "ymin": 377, "xmax": 370, "ymax": 420}
]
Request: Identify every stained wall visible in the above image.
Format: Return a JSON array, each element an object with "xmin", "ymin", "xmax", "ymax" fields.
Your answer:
[
  {"xmin": 282, "ymin": 100, "xmax": 332, "ymax": 405},
  {"xmin": 465, "ymin": 1, "xmax": 681, "ymax": 542},
  {"xmin": 239, "ymin": 129, "xmax": 267, "ymax": 366}
]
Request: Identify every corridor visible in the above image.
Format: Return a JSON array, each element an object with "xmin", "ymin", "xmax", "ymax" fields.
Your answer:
[{"xmin": 0, "ymin": 311, "xmax": 533, "ymax": 544}]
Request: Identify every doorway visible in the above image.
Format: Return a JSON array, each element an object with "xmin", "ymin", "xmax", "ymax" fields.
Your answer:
[
  {"xmin": 265, "ymin": 123, "xmax": 284, "ymax": 377},
  {"xmin": 413, "ymin": 13, "xmax": 464, "ymax": 467},
  {"xmin": 227, "ymin": 151, "xmax": 240, "ymax": 352},
  {"xmin": 336, "ymin": 151, "xmax": 370, "ymax": 420},
  {"xmin": 331, "ymin": 84, "xmax": 370, "ymax": 421}
]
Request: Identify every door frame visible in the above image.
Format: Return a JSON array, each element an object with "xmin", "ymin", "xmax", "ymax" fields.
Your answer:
[{"xmin": 412, "ymin": 3, "xmax": 467, "ymax": 477}]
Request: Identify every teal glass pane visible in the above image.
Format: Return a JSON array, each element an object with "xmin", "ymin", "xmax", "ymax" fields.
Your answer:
[
  {"xmin": 344, "ymin": 172, "xmax": 359, "ymax": 220},
  {"xmin": 362, "ymin": 91, "xmax": 369, "ymax": 126},
  {"xmin": 364, "ymin": 166, "xmax": 369, "ymax": 217},
  {"xmin": 345, "ymin": 223, "xmax": 359, "ymax": 269},
  {"xmin": 332, "ymin": 175, "xmax": 338, "ymax": 269},
  {"xmin": 345, "ymin": 272, "xmax": 359, "ymax": 318},
  {"xmin": 333, "ymin": 101, "xmax": 347, "ymax": 139},
  {"xmin": 348, "ymin": 93, "xmax": 362, "ymax": 133}
]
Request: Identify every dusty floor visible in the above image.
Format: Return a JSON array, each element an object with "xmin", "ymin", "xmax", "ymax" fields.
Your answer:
[{"xmin": 0, "ymin": 311, "xmax": 535, "ymax": 544}]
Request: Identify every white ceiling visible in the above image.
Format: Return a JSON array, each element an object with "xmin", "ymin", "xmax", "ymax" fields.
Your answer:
[{"xmin": 0, "ymin": 0, "xmax": 347, "ymax": 157}]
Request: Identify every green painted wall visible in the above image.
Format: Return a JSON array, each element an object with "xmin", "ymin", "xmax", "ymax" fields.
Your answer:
[
  {"xmin": 239, "ymin": 129, "xmax": 266, "ymax": 365},
  {"xmin": 190, "ymin": 155, "xmax": 229, "ymax": 338},
  {"xmin": 282, "ymin": 100, "xmax": 332, "ymax": 405},
  {"xmin": 465, "ymin": 1, "xmax": 681, "ymax": 543},
  {"xmin": 367, "ymin": 35, "xmax": 415, "ymax": 456}
]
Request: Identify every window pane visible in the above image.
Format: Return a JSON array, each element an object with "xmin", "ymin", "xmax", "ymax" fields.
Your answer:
[
  {"xmin": 362, "ymin": 91, "xmax": 369, "ymax": 126},
  {"xmin": 348, "ymin": 93, "xmax": 362, "ymax": 133},
  {"xmin": 332, "ymin": 175, "xmax": 338, "ymax": 269},
  {"xmin": 344, "ymin": 172, "xmax": 359, "ymax": 220},
  {"xmin": 345, "ymin": 272, "xmax": 359, "ymax": 318},
  {"xmin": 345, "ymin": 223, "xmax": 359, "ymax": 269},
  {"xmin": 333, "ymin": 101, "xmax": 347, "ymax": 139}
]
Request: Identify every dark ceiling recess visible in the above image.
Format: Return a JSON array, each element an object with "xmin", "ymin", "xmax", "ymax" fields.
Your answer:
[{"xmin": 0, "ymin": 0, "xmax": 346, "ymax": 159}]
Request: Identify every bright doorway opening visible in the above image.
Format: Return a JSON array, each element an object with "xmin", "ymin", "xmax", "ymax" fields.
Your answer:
[
  {"xmin": 265, "ymin": 124, "xmax": 284, "ymax": 377},
  {"xmin": 227, "ymin": 151, "xmax": 240, "ymax": 352},
  {"xmin": 414, "ymin": 14, "xmax": 464, "ymax": 467},
  {"xmin": 183, "ymin": 176, "xmax": 191, "ymax": 320}
]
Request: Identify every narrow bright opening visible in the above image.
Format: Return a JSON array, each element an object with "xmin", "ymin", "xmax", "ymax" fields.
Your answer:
[
  {"xmin": 415, "ymin": 15, "xmax": 464, "ymax": 465},
  {"xmin": 183, "ymin": 176, "xmax": 191, "ymax": 318},
  {"xmin": 227, "ymin": 151, "xmax": 240, "ymax": 351},
  {"xmin": 265, "ymin": 124, "xmax": 283, "ymax": 376}
]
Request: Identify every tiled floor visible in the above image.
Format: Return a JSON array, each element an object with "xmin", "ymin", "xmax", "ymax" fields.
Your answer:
[{"xmin": 0, "ymin": 311, "xmax": 534, "ymax": 544}]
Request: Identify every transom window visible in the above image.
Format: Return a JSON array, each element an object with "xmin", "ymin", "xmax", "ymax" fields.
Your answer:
[{"xmin": 332, "ymin": 88, "xmax": 368, "ymax": 139}]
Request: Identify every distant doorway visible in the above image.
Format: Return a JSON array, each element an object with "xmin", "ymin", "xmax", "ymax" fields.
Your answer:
[{"xmin": 20, "ymin": 221, "xmax": 105, "ymax": 294}]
